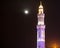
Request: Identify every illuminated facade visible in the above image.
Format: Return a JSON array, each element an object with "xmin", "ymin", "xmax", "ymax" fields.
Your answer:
[{"xmin": 37, "ymin": 2, "xmax": 45, "ymax": 48}]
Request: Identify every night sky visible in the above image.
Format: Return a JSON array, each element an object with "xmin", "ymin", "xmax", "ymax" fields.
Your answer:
[{"xmin": 2, "ymin": 0, "xmax": 60, "ymax": 48}]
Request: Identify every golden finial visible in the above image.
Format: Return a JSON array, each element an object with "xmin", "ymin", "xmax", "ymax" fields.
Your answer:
[
  {"xmin": 40, "ymin": 1, "xmax": 42, "ymax": 5},
  {"xmin": 38, "ymin": 1, "xmax": 43, "ymax": 14}
]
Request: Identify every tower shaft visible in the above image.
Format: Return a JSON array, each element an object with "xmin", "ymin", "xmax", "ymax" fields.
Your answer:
[{"xmin": 37, "ymin": 2, "xmax": 45, "ymax": 48}]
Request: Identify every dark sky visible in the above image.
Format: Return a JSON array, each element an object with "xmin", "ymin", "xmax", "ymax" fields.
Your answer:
[{"xmin": 2, "ymin": 0, "xmax": 60, "ymax": 48}]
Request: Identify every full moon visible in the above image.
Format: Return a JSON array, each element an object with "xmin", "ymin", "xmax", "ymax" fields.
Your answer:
[{"xmin": 24, "ymin": 10, "xmax": 29, "ymax": 14}]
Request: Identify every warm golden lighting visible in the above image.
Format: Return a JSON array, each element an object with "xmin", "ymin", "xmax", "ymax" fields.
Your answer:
[
  {"xmin": 53, "ymin": 43, "xmax": 57, "ymax": 48},
  {"xmin": 39, "ymin": 5, "xmax": 43, "ymax": 8},
  {"xmin": 47, "ymin": 42, "xmax": 59, "ymax": 48},
  {"xmin": 38, "ymin": 1, "xmax": 44, "ymax": 14},
  {"xmin": 53, "ymin": 45, "xmax": 57, "ymax": 48}
]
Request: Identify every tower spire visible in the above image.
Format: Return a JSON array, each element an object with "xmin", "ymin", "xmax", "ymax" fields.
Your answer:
[
  {"xmin": 40, "ymin": 1, "xmax": 42, "ymax": 5},
  {"xmin": 38, "ymin": 1, "xmax": 43, "ymax": 14}
]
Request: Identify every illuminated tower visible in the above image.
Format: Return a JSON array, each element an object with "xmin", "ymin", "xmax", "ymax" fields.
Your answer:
[{"xmin": 37, "ymin": 1, "xmax": 45, "ymax": 48}]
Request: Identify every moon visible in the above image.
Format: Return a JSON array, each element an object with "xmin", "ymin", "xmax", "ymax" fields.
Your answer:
[{"xmin": 24, "ymin": 10, "xmax": 29, "ymax": 14}]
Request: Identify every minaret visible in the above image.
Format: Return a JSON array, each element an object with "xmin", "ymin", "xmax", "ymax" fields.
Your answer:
[{"xmin": 37, "ymin": 1, "xmax": 45, "ymax": 48}]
